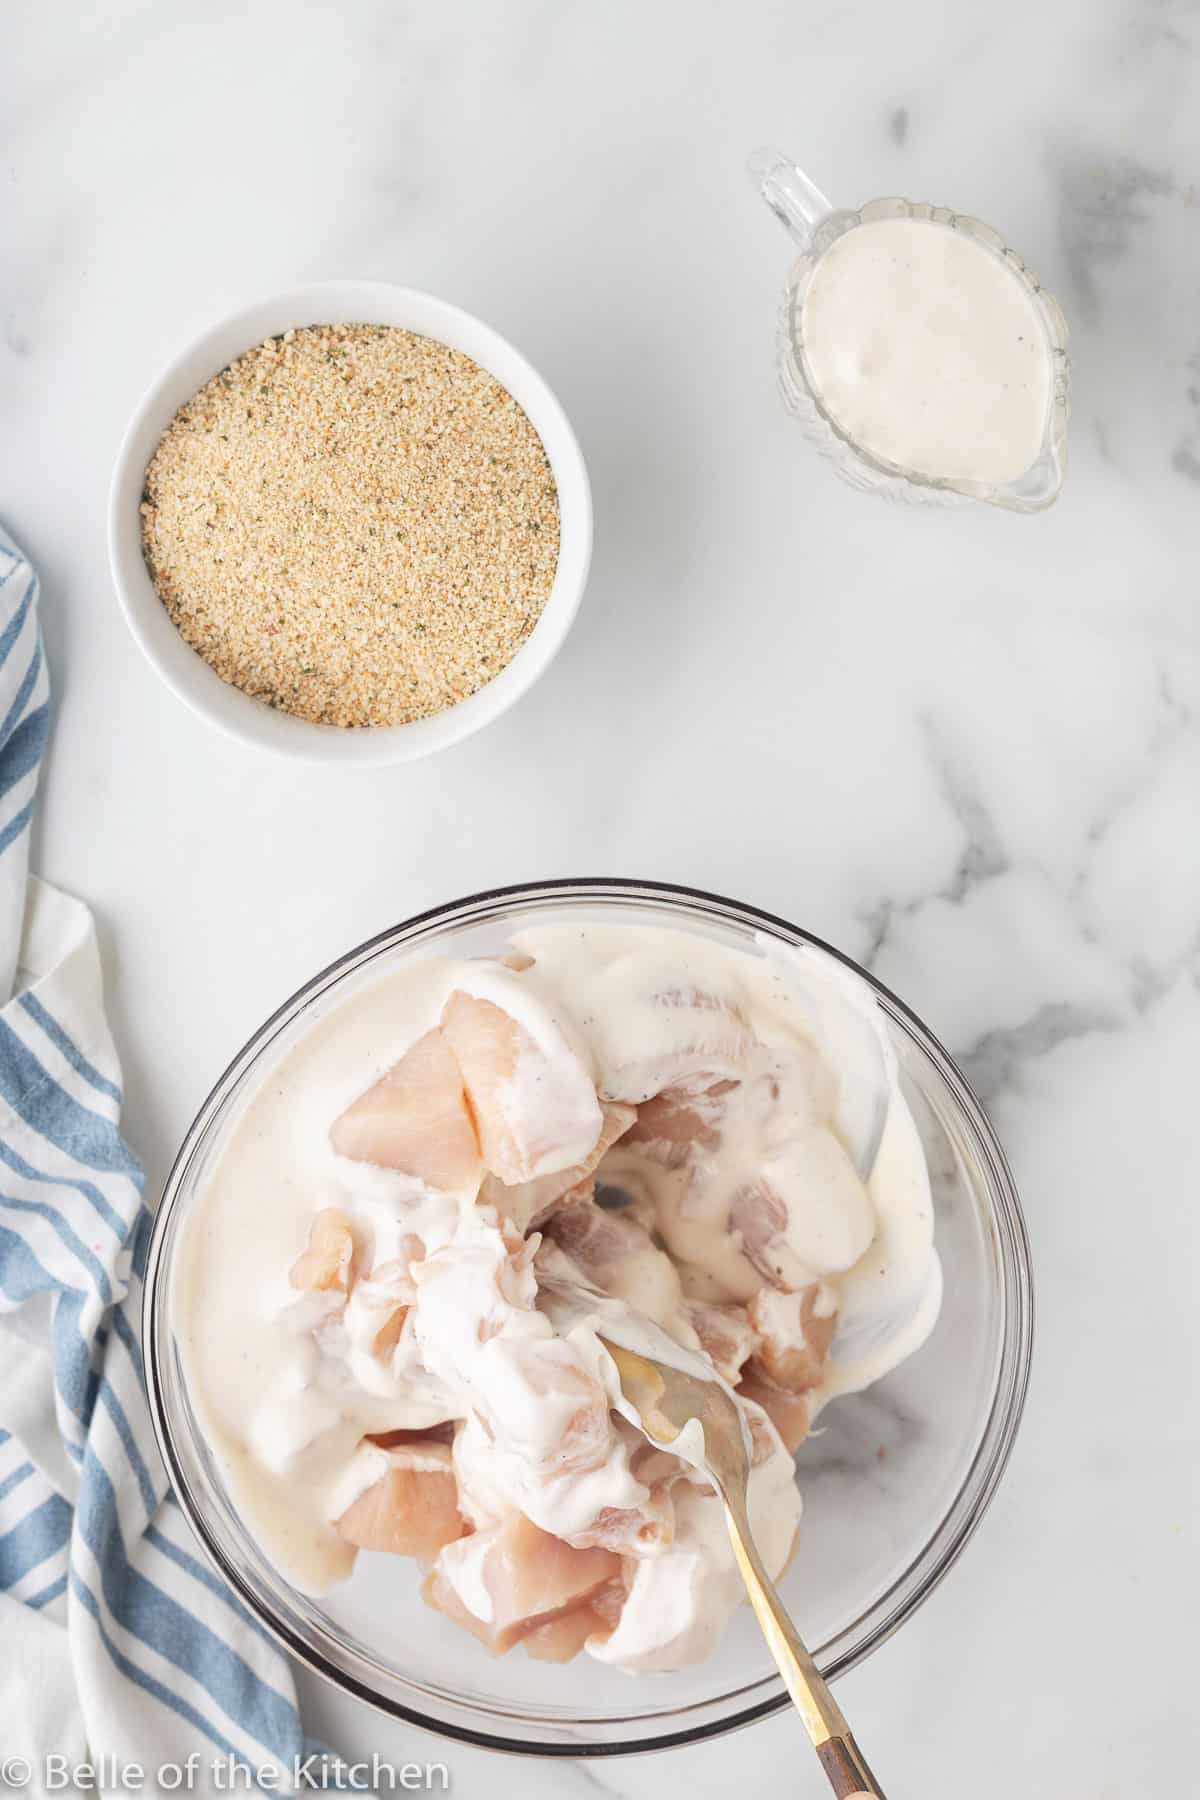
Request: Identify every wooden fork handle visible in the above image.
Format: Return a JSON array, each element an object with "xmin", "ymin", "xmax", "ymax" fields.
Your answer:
[
  {"xmin": 816, "ymin": 1732, "xmax": 885, "ymax": 1798},
  {"xmin": 721, "ymin": 1494, "xmax": 886, "ymax": 1797}
]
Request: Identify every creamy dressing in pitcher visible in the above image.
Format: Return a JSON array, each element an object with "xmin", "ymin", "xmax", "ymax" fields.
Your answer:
[{"xmin": 800, "ymin": 215, "xmax": 1051, "ymax": 485}]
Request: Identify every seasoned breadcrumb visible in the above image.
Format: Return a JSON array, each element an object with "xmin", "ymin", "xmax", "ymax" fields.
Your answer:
[{"xmin": 140, "ymin": 324, "xmax": 560, "ymax": 727}]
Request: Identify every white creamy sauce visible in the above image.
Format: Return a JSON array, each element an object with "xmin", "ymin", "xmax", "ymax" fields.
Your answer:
[
  {"xmin": 174, "ymin": 960, "xmax": 461, "ymax": 1591},
  {"xmin": 800, "ymin": 215, "xmax": 1051, "ymax": 485},
  {"xmin": 177, "ymin": 923, "xmax": 942, "ymax": 1670}
]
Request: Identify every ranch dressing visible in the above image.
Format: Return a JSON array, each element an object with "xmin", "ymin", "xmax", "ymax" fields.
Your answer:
[{"xmin": 800, "ymin": 215, "xmax": 1051, "ymax": 485}]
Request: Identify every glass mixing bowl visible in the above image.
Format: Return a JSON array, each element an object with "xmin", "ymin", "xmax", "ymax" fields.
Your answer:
[{"xmin": 143, "ymin": 879, "xmax": 1033, "ymax": 1756}]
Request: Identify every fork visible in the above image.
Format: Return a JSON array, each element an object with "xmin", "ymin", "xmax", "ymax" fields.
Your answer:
[{"xmin": 600, "ymin": 1333, "xmax": 884, "ymax": 1799}]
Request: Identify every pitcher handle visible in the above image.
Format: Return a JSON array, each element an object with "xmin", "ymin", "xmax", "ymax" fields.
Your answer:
[{"xmin": 748, "ymin": 148, "xmax": 833, "ymax": 249}]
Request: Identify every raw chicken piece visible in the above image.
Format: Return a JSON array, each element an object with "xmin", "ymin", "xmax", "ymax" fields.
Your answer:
[
  {"xmin": 589, "ymin": 1575, "xmax": 631, "ymax": 1631},
  {"xmin": 648, "ymin": 1144, "xmax": 865, "ymax": 1307},
  {"xmin": 747, "ymin": 1282, "xmax": 838, "ymax": 1393},
  {"xmin": 736, "ymin": 1376, "xmax": 810, "ymax": 1453},
  {"xmin": 363, "ymin": 1234, "xmax": 427, "ymax": 1304},
  {"xmin": 587, "ymin": 1427, "xmax": 802, "ymax": 1673},
  {"xmin": 610, "ymin": 1040, "xmax": 863, "ymax": 1301},
  {"xmin": 289, "ymin": 1209, "xmax": 356, "ymax": 1296},
  {"xmin": 623, "ymin": 1082, "xmax": 736, "ymax": 1167},
  {"xmin": 742, "ymin": 1400, "xmax": 786, "ymax": 1467},
  {"xmin": 683, "ymin": 1298, "xmax": 759, "ymax": 1386},
  {"xmin": 739, "ymin": 1044, "xmax": 833, "ymax": 1147},
  {"xmin": 542, "ymin": 1193, "xmax": 683, "ymax": 1325},
  {"xmin": 582, "ymin": 953, "xmax": 754, "ymax": 1103},
  {"xmin": 470, "ymin": 951, "xmax": 536, "ymax": 973},
  {"xmin": 646, "ymin": 1169, "xmax": 763, "ymax": 1305},
  {"xmin": 482, "ymin": 1100, "xmax": 637, "ymax": 1232},
  {"xmin": 371, "ymin": 1305, "xmax": 409, "ymax": 1357},
  {"xmin": 342, "ymin": 1230, "xmax": 427, "ymax": 1361},
  {"xmin": 500, "ymin": 1339, "xmax": 615, "ymax": 1482},
  {"xmin": 424, "ymin": 1514, "xmax": 620, "ymax": 1653},
  {"xmin": 414, "ymin": 1211, "xmax": 628, "ymax": 1531},
  {"xmin": 620, "ymin": 1047, "xmax": 825, "ymax": 1174},
  {"xmin": 365, "ymin": 1424, "xmax": 456, "ymax": 1449},
  {"xmin": 448, "ymin": 1397, "xmax": 617, "ymax": 1540},
  {"xmin": 544, "ymin": 1191, "xmax": 647, "ymax": 1268},
  {"xmin": 527, "ymin": 1231, "xmax": 592, "ymax": 1294},
  {"xmin": 336, "ymin": 1442, "xmax": 468, "ymax": 1558},
  {"xmin": 730, "ymin": 1129, "xmax": 875, "ymax": 1287},
  {"xmin": 728, "ymin": 1181, "xmax": 788, "ymax": 1283},
  {"xmin": 572, "ymin": 1504, "xmax": 667, "ymax": 1555},
  {"xmin": 440, "ymin": 990, "xmax": 602, "ymax": 1184},
  {"xmin": 522, "ymin": 1603, "xmax": 610, "ymax": 1662},
  {"xmin": 331, "ymin": 1029, "xmax": 481, "ymax": 1195},
  {"xmin": 566, "ymin": 1425, "xmax": 676, "ymax": 1552}
]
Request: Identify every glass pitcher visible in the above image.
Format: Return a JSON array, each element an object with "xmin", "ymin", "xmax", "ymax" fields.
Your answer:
[{"xmin": 750, "ymin": 148, "xmax": 1070, "ymax": 512}]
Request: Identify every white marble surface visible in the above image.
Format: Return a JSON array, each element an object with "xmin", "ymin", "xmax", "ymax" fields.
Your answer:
[{"xmin": 5, "ymin": 0, "xmax": 1199, "ymax": 1791}]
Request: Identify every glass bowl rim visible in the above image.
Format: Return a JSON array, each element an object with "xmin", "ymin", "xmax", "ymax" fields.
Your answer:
[{"xmin": 143, "ymin": 876, "xmax": 1034, "ymax": 1757}]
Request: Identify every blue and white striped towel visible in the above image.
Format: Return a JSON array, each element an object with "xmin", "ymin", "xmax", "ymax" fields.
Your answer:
[{"xmin": 0, "ymin": 526, "xmax": 346, "ymax": 1796}]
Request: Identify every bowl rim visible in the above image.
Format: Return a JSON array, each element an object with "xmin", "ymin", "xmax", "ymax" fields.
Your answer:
[
  {"xmin": 143, "ymin": 876, "xmax": 1034, "ymax": 1757},
  {"xmin": 107, "ymin": 281, "xmax": 593, "ymax": 767}
]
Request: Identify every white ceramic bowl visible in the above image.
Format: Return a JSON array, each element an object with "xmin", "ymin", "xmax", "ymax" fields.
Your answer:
[{"xmin": 108, "ymin": 283, "xmax": 592, "ymax": 765}]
